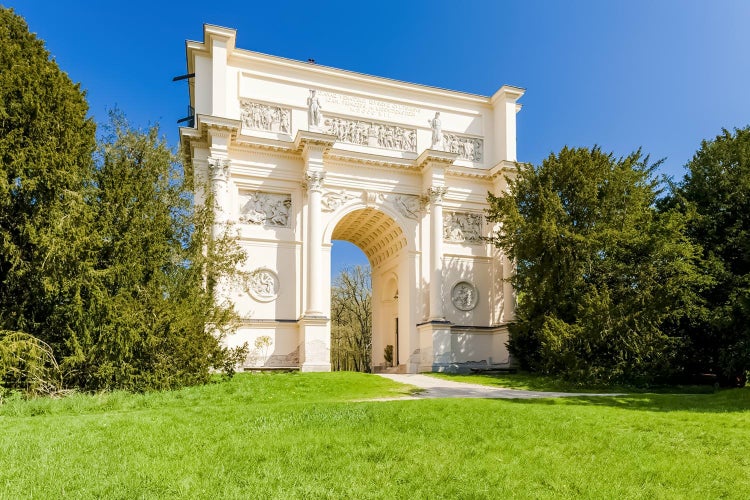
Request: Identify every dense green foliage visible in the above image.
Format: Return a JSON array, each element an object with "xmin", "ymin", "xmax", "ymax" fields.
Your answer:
[
  {"xmin": 0, "ymin": 7, "xmax": 96, "ymax": 379},
  {"xmin": 0, "ymin": 8, "xmax": 245, "ymax": 393},
  {"xmin": 488, "ymin": 147, "xmax": 702, "ymax": 384},
  {"xmin": 330, "ymin": 265, "xmax": 372, "ymax": 372},
  {"xmin": 1, "ymin": 372, "xmax": 748, "ymax": 498},
  {"xmin": 668, "ymin": 127, "xmax": 750, "ymax": 386},
  {"xmin": 61, "ymin": 114, "xmax": 247, "ymax": 391}
]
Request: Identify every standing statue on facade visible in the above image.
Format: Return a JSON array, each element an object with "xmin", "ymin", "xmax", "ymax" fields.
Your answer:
[
  {"xmin": 428, "ymin": 111, "xmax": 443, "ymax": 150},
  {"xmin": 308, "ymin": 89, "xmax": 323, "ymax": 130}
]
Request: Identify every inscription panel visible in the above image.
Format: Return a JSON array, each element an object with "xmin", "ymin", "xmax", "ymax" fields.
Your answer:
[{"xmin": 318, "ymin": 91, "xmax": 420, "ymax": 121}]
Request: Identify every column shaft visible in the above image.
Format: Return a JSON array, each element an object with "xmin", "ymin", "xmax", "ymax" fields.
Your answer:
[
  {"xmin": 305, "ymin": 171, "xmax": 325, "ymax": 316},
  {"xmin": 428, "ymin": 187, "xmax": 446, "ymax": 320}
]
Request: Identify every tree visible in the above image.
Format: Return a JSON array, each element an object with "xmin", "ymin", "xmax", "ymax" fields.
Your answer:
[
  {"xmin": 62, "ymin": 113, "xmax": 247, "ymax": 391},
  {"xmin": 670, "ymin": 126, "xmax": 750, "ymax": 386},
  {"xmin": 330, "ymin": 265, "xmax": 372, "ymax": 372},
  {"xmin": 0, "ymin": 7, "xmax": 96, "ymax": 366},
  {"xmin": 0, "ymin": 9, "xmax": 246, "ymax": 393},
  {"xmin": 488, "ymin": 147, "xmax": 702, "ymax": 384}
]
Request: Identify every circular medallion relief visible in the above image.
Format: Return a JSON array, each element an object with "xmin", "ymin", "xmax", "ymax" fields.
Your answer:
[
  {"xmin": 247, "ymin": 268, "xmax": 280, "ymax": 302},
  {"xmin": 451, "ymin": 281, "xmax": 478, "ymax": 311}
]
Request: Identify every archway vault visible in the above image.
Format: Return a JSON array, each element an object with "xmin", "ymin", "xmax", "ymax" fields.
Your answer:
[{"xmin": 331, "ymin": 208, "xmax": 408, "ymax": 268}]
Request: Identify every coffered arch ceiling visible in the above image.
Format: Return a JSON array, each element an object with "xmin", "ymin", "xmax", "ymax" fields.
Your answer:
[{"xmin": 331, "ymin": 208, "xmax": 407, "ymax": 268}]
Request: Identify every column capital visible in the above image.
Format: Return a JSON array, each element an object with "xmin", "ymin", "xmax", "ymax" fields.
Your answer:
[
  {"xmin": 208, "ymin": 157, "xmax": 230, "ymax": 182},
  {"xmin": 304, "ymin": 170, "xmax": 326, "ymax": 193},
  {"xmin": 425, "ymin": 186, "xmax": 447, "ymax": 204}
]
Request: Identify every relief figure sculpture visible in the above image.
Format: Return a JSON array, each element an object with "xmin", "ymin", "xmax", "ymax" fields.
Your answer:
[
  {"xmin": 308, "ymin": 89, "xmax": 323, "ymax": 129},
  {"xmin": 428, "ymin": 111, "xmax": 442, "ymax": 149}
]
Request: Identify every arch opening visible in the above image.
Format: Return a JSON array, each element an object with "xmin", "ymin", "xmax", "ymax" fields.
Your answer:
[{"xmin": 328, "ymin": 208, "xmax": 409, "ymax": 373}]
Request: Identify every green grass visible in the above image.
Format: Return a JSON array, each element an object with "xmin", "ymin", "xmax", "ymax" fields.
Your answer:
[
  {"xmin": 427, "ymin": 371, "xmax": 717, "ymax": 394},
  {"xmin": 1, "ymin": 372, "xmax": 749, "ymax": 499}
]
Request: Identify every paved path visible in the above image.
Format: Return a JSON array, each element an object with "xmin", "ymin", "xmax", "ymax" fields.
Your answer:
[{"xmin": 374, "ymin": 373, "xmax": 624, "ymax": 400}]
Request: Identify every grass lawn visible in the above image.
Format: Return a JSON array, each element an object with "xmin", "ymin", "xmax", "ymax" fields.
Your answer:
[{"xmin": 1, "ymin": 372, "xmax": 749, "ymax": 499}]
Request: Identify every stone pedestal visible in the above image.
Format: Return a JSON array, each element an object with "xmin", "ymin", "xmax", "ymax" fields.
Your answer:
[
  {"xmin": 299, "ymin": 316, "xmax": 331, "ymax": 372},
  {"xmin": 417, "ymin": 320, "xmax": 452, "ymax": 372}
]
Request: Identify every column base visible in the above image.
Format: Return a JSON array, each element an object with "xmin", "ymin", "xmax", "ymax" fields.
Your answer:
[
  {"xmin": 416, "ymin": 320, "xmax": 452, "ymax": 372},
  {"xmin": 299, "ymin": 315, "xmax": 331, "ymax": 372}
]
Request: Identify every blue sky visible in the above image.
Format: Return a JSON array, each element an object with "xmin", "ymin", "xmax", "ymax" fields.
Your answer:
[{"xmin": 9, "ymin": 0, "xmax": 750, "ymax": 274}]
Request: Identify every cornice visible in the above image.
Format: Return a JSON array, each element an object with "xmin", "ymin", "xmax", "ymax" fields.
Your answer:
[
  {"xmin": 490, "ymin": 85, "xmax": 526, "ymax": 105},
  {"xmin": 293, "ymin": 130, "xmax": 337, "ymax": 152},
  {"xmin": 447, "ymin": 165, "xmax": 494, "ymax": 180},
  {"xmin": 489, "ymin": 160, "xmax": 520, "ymax": 179},
  {"xmin": 233, "ymin": 134, "xmax": 296, "ymax": 155},
  {"xmin": 325, "ymin": 153, "xmax": 421, "ymax": 174},
  {"xmin": 416, "ymin": 149, "xmax": 458, "ymax": 170},
  {"xmin": 230, "ymin": 49, "xmax": 492, "ymax": 106},
  {"xmin": 185, "ymin": 24, "xmax": 236, "ymax": 65}
]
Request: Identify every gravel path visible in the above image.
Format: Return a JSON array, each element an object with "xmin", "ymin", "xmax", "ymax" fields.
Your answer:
[{"xmin": 374, "ymin": 373, "xmax": 624, "ymax": 400}]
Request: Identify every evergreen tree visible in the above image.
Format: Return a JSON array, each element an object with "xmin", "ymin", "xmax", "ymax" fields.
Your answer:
[
  {"xmin": 488, "ymin": 147, "xmax": 702, "ymax": 384},
  {"xmin": 671, "ymin": 127, "xmax": 750, "ymax": 386},
  {"xmin": 0, "ymin": 7, "xmax": 96, "ymax": 356},
  {"xmin": 63, "ymin": 113, "xmax": 248, "ymax": 391},
  {"xmin": 0, "ymin": 8, "xmax": 247, "ymax": 392}
]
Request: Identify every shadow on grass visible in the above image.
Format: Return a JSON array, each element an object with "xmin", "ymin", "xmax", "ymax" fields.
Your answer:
[
  {"xmin": 495, "ymin": 387, "xmax": 750, "ymax": 413},
  {"xmin": 427, "ymin": 372, "xmax": 750, "ymax": 413}
]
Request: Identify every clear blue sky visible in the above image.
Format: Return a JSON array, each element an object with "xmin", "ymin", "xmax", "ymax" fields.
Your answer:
[{"xmin": 9, "ymin": 0, "xmax": 750, "ymax": 274}]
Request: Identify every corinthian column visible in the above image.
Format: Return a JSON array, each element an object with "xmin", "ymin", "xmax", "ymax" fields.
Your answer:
[
  {"xmin": 427, "ymin": 186, "xmax": 446, "ymax": 320},
  {"xmin": 208, "ymin": 157, "xmax": 230, "ymax": 238},
  {"xmin": 304, "ymin": 170, "xmax": 326, "ymax": 316}
]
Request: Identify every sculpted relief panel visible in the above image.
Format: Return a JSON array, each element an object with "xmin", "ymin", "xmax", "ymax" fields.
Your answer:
[
  {"xmin": 324, "ymin": 116, "xmax": 417, "ymax": 152},
  {"xmin": 443, "ymin": 133, "xmax": 483, "ymax": 162},
  {"xmin": 321, "ymin": 190, "xmax": 358, "ymax": 212},
  {"xmin": 239, "ymin": 191, "xmax": 292, "ymax": 227},
  {"xmin": 247, "ymin": 268, "xmax": 280, "ymax": 302},
  {"xmin": 444, "ymin": 212, "xmax": 483, "ymax": 244},
  {"xmin": 240, "ymin": 99, "xmax": 291, "ymax": 134},
  {"xmin": 239, "ymin": 89, "xmax": 485, "ymax": 161},
  {"xmin": 451, "ymin": 281, "xmax": 478, "ymax": 311},
  {"xmin": 389, "ymin": 194, "xmax": 422, "ymax": 220}
]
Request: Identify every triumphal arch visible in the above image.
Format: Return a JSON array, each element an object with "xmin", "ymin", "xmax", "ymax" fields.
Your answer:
[{"xmin": 179, "ymin": 25, "xmax": 524, "ymax": 373}]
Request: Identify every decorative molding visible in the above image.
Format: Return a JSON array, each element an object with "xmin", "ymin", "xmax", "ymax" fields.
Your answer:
[
  {"xmin": 247, "ymin": 268, "xmax": 280, "ymax": 302},
  {"xmin": 451, "ymin": 281, "xmax": 478, "ymax": 311},
  {"xmin": 304, "ymin": 171, "xmax": 326, "ymax": 192},
  {"xmin": 324, "ymin": 116, "xmax": 417, "ymax": 152},
  {"xmin": 240, "ymin": 99, "xmax": 291, "ymax": 134},
  {"xmin": 444, "ymin": 211, "xmax": 483, "ymax": 244},
  {"xmin": 443, "ymin": 133, "xmax": 483, "ymax": 162},
  {"xmin": 239, "ymin": 192, "xmax": 292, "ymax": 227},
  {"xmin": 321, "ymin": 190, "xmax": 358, "ymax": 212}
]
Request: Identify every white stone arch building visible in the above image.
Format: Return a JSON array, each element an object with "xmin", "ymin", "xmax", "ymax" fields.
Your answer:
[{"xmin": 179, "ymin": 25, "xmax": 524, "ymax": 373}]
